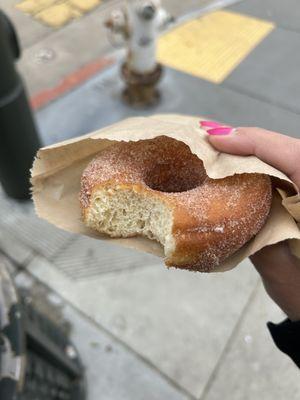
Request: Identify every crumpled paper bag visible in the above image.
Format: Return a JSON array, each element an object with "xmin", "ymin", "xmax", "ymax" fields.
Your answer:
[{"xmin": 31, "ymin": 114, "xmax": 300, "ymax": 271}]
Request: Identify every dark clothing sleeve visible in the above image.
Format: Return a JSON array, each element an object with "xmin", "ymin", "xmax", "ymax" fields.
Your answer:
[{"xmin": 267, "ymin": 318, "xmax": 300, "ymax": 368}]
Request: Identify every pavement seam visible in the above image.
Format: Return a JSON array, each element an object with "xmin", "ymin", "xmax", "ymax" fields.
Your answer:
[
  {"xmin": 228, "ymin": 5, "xmax": 300, "ymax": 35},
  {"xmin": 20, "ymin": 0, "xmax": 124, "ymax": 51},
  {"xmin": 0, "ymin": 244, "xmax": 35, "ymax": 271},
  {"xmin": 24, "ymin": 0, "xmax": 241, "ymax": 107},
  {"xmin": 22, "ymin": 266, "xmax": 197, "ymax": 400},
  {"xmin": 178, "ymin": 0, "xmax": 243, "ymax": 24},
  {"xmin": 199, "ymin": 277, "xmax": 261, "ymax": 400},
  {"xmin": 24, "ymin": 270, "xmax": 197, "ymax": 400},
  {"xmin": 20, "ymin": 0, "xmax": 239, "ymax": 51}
]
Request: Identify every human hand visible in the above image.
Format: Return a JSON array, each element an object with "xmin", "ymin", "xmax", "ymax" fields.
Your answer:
[{"xmin": 201, "ymin": 122, "xmax": 300, "ymax": 321}]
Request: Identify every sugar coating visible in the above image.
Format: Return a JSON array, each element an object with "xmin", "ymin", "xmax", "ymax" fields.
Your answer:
[
  {"xmin": 80, "ymin": 136, "xmax": 272, "ymax": 272},
  {"xmin": 80, "ymin": 136, "xmax": 207, "ymax": 208}
]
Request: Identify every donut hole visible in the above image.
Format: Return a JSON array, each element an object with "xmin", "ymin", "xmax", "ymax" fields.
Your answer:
[{"xmin": 145, "ymin": 161, "xmax": 206, "ymax": 193}]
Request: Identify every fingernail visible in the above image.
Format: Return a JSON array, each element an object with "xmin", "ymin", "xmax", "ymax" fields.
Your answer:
[
  {"xmin": 207, "ymin": 127, "xmax": 234, "ymax": 135},
  {"xmin": 200, "ymin": 120, "xmax": 222, "ymax": 128}
]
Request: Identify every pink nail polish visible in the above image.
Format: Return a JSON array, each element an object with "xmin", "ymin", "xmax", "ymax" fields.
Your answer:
[
  {"xmin": 200, "ymin": 121, "xmax": 222, "ymax": 128},
  {"xmin": 207, "ymin": 127, "xmax": 233, "ymax": 135}
]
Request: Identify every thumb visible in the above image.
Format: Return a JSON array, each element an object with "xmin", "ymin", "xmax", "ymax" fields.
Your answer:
[{"xmin": 205, "ymin": 126, "xmax": 300, "ymax": 188}]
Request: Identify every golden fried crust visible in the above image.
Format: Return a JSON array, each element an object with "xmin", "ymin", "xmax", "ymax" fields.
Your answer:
[
  {"xmin": 80, "ymin": 136, "xmax": 272, "ymax": 272},
  {"xmin": 167, "ymin": 174, "xmax": 272, "ymax": 271}
]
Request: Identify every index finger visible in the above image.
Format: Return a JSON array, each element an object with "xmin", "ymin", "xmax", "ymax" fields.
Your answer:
[{"xmin": 208, "ymin": 127, "xmax": 300, "ymax": 188}]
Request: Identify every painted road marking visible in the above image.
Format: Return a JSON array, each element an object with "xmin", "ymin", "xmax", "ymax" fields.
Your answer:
[
  {"xmin": 31, "ymin": 56, "xmax": 114, "ymax": 110},
  {"xmin": 15, "ymin": 0, "xmax": 102, "ymax": 28},
  {"xmin": 158, "ymin": 10, "xmax": 275, "ymax": 84}
]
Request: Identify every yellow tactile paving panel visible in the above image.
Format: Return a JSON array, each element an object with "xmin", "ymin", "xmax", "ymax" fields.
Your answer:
[
  {"xmin": 158, "ymin": 10, "xmax": 275, "ymax": 84},
  {"xmin": 15, "ymin": 0, "xmax": 102, "ymax": 27}
]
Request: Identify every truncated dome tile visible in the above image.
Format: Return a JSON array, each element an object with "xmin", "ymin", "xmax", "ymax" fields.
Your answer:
[
  {"xmin": 69, "ymin": 0, "xmax": 101, "ymax": 13},
  {"xmin": 15, "ymin": 0, "xmax": 102, "ymax": 27},
  {"xmin": 158, "ymin": 10, "xmax": 275, "ymax": 84},
  {"xmin": 35, "ymin": 3, "xmax": 78, "ymax": 28},
  {"xmin": 15, "ymin": 0, "xmax": 57, "ymax": 15}
]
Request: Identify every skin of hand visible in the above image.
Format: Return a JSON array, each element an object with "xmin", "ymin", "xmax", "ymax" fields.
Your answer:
[{"xmin": 201, "ymin": 124, "xmax": 300, "ymax": 321}]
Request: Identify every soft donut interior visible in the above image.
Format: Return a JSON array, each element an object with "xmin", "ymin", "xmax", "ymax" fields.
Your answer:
[
  {"xmin": 86, "ymin": 186, "xmax": 175, "ymax": 258},
  {"xmin": 82, "ymin": 137, "xmax": 208, "ymax": 261}
]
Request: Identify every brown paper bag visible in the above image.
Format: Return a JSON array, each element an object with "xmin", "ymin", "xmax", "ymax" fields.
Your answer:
[{"xmin": 31, "ymin": 114, "xmax": 300, "ymax": 272}]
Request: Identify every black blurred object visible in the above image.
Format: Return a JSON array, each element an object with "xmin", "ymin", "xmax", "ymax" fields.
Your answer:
[
  {"xmin": 0, "ymin": 263, "xmax": 86, "ymax": 400},
  {"xmin": 0, "ymin": 10, "xmax": 41, "ymax": 200},
  {"xmin": 268, "ymin": 319, "xmax": 300, "ymax": 369}
]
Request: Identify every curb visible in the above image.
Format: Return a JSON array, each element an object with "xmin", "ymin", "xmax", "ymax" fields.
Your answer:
[{"xmin": 30, "ymin": 56, "xmax": 115, "ymax": 110}]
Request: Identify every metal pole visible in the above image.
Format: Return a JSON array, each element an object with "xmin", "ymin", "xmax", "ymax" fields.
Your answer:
[{"xmin": 0, "ymin": 10, "xmax": 41, "ymax": 200}]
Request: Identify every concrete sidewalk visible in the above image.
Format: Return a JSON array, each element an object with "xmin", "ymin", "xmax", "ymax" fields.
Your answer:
[
  {"xmin": 2, "ymin": 0, "xmax": 225, "ymax": 97},
  {"xmin": 1, "ymin": 0, "xmax": 300, "ymax": 399},
  {"xmin": 1, "ymin": 186, "xmax": 299, "ymax": 399}
]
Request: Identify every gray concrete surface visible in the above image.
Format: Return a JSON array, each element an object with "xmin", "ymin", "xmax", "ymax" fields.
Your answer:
[
  {"xmin": 1, "ymin": 0, "xmax": 239, "ymax": 96},
  {"xmin": 1, "ymin": 0, "xmax": 300, "ymax": 399},
  {"xmin": 65, "ymin": 301, "xmax": 191, "ymax": 400},
  {"xmin": 13, "ymin": 269, "xmax": 191, "ymax": 400},
  {"xmin": 26, "ymin": 254, "xmax": 259, "ymax": 398},
  {"xmin": 204, "ymin": 283, "xmax": 300, "ymax": 400},
  {"xmin": 229, "ymin": 0, "xmax": 300, "ymax": 32},
  {"xmin": 37, "ymin": 64, "xmax": 300, "ymax": 144},
  {"xmin": 1, "ymin": 0, "xmax": 53, "ymax": 48},
  {"xmin": 2, "ymin": 0, "xmax": 228, "ymax": 50},
  {"xmin": 16, "ymin": 0, "xmax": 123, "ymax": 96},
  {"xmin": 224, "ymin": 28, "xmax": 300, "ymax": 115}
]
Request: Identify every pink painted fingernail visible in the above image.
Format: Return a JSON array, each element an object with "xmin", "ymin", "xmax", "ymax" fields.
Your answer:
[
  {"xmin": 207, "ymin": 127, "xmax": 234, "ymax": 135},
  {"xmin": 200, "ymin": 120, "xmax": 222, "ymax": 128}
]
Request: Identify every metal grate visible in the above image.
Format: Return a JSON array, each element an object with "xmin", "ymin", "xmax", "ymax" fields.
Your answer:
[
  {"xmin": 0, "ymin": 188, "xmax": 75, "ymax": 259},
  {"xmin": 52, "ymin": 236, "xmax": 160, "ymax": 280}
]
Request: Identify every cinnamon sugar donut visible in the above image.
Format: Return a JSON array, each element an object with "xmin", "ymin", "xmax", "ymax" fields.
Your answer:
[{"xmin": 80, "ymin": 136, "xmax": 272, "ymax": 272}]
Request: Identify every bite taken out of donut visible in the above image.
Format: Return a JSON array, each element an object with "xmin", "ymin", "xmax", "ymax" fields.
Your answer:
[{"xmin": 80, "ymin": 136, "xmax": 272, "ymax": 272}]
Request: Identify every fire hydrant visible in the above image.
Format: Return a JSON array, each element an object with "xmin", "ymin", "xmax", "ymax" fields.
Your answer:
[{"xmin": 105, "ymin": 0, "xmax": 173, "ymax": 107}]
